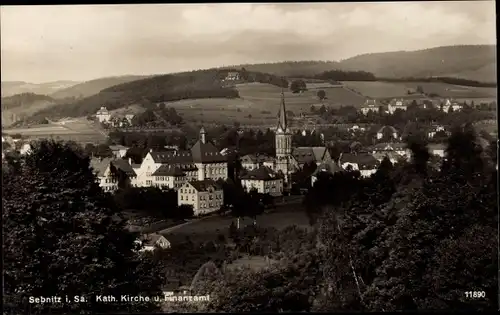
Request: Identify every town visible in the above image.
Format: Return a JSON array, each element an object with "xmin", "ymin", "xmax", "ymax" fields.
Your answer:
[{"xmin": 2, "ymin": 2, "xmax": 497, "ymax": 314}]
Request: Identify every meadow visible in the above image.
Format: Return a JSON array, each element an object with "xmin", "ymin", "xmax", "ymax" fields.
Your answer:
[
  {"xmin": 342, "ymin": 81, "xmax": 497, "ymax": 99},
  {"xmin": 161, "ymin": 205, "xmax": 311, "ymax": 242},
  {"xmin": 164, "ymin": 82, "xmax": 365, "ymax": 126}
]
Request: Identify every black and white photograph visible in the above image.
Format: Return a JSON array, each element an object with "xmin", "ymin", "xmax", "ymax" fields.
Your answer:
[{"xmin": 1, "ymin": 2, "xmax": 498, "ymax": 313}]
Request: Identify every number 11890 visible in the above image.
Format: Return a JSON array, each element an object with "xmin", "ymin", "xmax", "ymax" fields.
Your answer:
[{"xmin": 464, "ymin": 291, "xmax": 485, "ymax": 299}]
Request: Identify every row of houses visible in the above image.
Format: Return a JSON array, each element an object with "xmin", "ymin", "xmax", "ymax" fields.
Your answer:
[{"xmin": 360, "ymin": 98, "xmax": 464, "ymax": 115}]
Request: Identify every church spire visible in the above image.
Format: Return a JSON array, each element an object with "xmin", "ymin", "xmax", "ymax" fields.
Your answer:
[{"xmin": 277, "ymin": 88, "xmax": 287, "ymax": 131}]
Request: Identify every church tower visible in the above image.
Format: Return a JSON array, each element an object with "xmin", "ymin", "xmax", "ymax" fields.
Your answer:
[{"xmin": 275, "ymin": 90, "xmax": 293, "ymax": 183}]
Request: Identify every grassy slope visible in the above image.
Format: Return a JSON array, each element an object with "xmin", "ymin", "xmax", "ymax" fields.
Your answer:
[
  {"xmin": 1, "ymin": 93, "xmax": 58, "ymax": 126},
  {"xmin": 50, "ymin": 75, "xmax": 152, "ymax": 99}
]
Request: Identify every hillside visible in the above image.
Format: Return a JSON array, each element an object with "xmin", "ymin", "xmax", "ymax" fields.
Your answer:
[
  {"xmin": 1, "ymin": 93, "xmax": 61, "ymax": 126},
  {"xmin": 27, "ymin": 69, "xmax": 240, "ymax": 122},
  {"xmin": 339, "ymin": 45, "xmax": 496, "ymax": 82},
  {"xmin": 1, "ymin": 93, "xmax": 55, "ymax": 111},
  {"xmin": 50, "ymin": 75, "xmax": 152, "ymax": 99},
  {"xmin": 1, "ymin": 80, "xmax": 79, "ymax": 98},
  {"xmin": 231, "ymin": 45, "xmax": 496, "ymax": 83}
]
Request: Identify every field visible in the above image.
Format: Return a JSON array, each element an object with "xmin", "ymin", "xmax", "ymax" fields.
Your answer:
[
  {"xmin": 163, "ymin": 82, "xmax": 365, "ymax": 126},
  {"xmin": 161, "ymin": 205, "xmax": 311, "ymax": 242},
  {"xmin": 342, "ymin": 81, "xmax": 497, "ymax": 100},
  {"xmin": 3, "ymin": 119, "xmax": 108, "ymax": 144}
]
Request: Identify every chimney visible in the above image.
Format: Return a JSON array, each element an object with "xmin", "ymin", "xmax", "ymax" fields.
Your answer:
[{"xmin": 128, "ymin": 158, "xmax": 132, "ymax": 165}]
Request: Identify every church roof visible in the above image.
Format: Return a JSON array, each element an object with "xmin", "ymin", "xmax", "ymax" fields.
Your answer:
[{"xmin": 276, "ymin": 90, "xmax": 288, "ymax": 131}]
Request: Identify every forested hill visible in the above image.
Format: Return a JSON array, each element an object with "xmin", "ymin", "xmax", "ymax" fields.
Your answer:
[
  {"xmin": 50, "ymin": 75, "xmax": 152, "ymax": 99},
  {"xmin": 27, "ymin": 70, "xmax": 240, "ymax": 121},
  {"xmin": 1, "ymin": 93, "xmax": 56, "ymax": 111},
  {"xmin": 231, "ymin": 45, "xmax": 496, "ymax": 83},
  {"xmin": 339, "ymin": 45, "xmax": 496, "ymax": 82}
]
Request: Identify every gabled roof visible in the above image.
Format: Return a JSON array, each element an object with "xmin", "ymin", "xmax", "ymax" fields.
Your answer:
[
  {"xmin": 150, "ymin": 151, "xmax": 193, "ymax": 164},
  {"xmin": 90, "ymin": 157, "xmax": 113, "ymax": 177},
  {"xmin": 340, "ymin": 153, "xmax": 379, "ymax": 170},
  {"xmin": 362, "ymin": 99, "xmax": 377, "ymax": 107},
  {"xmin": 187, "ymin": 179, "xmax": 223, "ymax": 192},
  {"xmin": 312, "ymin": 160, "xmax": 342, "ymax": 177},
  {"xmin": 240, "ymin": 166, "xmax": 281, "ymax": 181},
  {"xmin": 292, "ymin": 147, "xmax": 328, "ymax": 164},
  {"xmin": 152, "ymin": 164, "xmax": 190, "ymax": 177},
  {"xmin": 191, "ymin": 140, "xmax": 226, "ymax": 163},
  {"xmin": 111, "ymin": 159, "xmax": 137, "ymax": 177}
]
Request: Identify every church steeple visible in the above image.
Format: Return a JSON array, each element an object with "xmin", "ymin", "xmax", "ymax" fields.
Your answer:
[{"xmin": 276, "ymin": 88, "xmax": 288, "ymax": 132}]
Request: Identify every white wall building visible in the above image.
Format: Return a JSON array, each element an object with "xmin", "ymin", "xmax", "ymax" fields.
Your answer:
[
  {"xmin": 177, "ymin": 179, "xmax": 224, "ymax": 216},
  {"xmin": 240, "ymin": 166, "xmax": 284, "ymax": 197}
]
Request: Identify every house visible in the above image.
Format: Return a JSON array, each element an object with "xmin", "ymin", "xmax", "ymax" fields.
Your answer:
[
  {"xmin": 240, "ymin": 166, "xmax": 284, "ymax": 197},
  {"xmin": 311, "ymin": 160, "xmax": 342, "ymax": 186},
  {"xmin": 90, "ymin": 157, "xmax": 118, "ymax": 192},
  {"xmin": 388, "ymin": 99, "xmax": 408, "ymax": 114},
  {"xmin": 428, "ymin": 143, "xmax": 447, "ymax": 157},
  {"xmin": 442, "ymin": 99, "xmax": 463, "ymax": 113},
  {"xmin": 152, "ymin": 164, "xmax": 195, "ymax": 190},
  {"xmin": 19, "ymin": 143, "xmax": 32, "ymax": 155},
  {"xmin": 291, "ymin": 147, "xmax": 332, "ymax": 168},
  {"xmin": 427, "ymin": 125, "xmax": 449, "ymax": 139},
  {"xmin": 125, "ymin": 114, "xmax": 135, "ymax": 124},
  {"xmin": 360, "ymin": 99, "xmax": 379, "ymax": 115},
  {"xmin": 370, "ymin": 142, "xmax": 408, "ymax": 155},
  {"xmin": 177, "ymin": 179, "xmax": 224, "ymax": 216},
  {"xmin": 109, "ymin": 145, "xmax": 129, "ymax": 159},
  {"xmin": 224, "ymin": 71, "xmax": 240, "ymax": 81},
  {"xmin": 338, "ymin": 152, "xmax": 380, "ymax": 177},
  {"xmin": 376, "ymin": 126, "xmax": 399, "ymax": 141},
  {"xmin": 90, "ymin": 157, "xmax": 137, "ymax": 191},
  {"xmin": 240, "ymin": 154, "xmax": 273, "ymax": 171},
  {"xmin": 136, "ymin": 128, "xmax": 227, "ymax": 187},
  {"xmin": 138, "ymin": 233, "xmax": 171, "ymax": 252},
  {"xmin": 96, "ymin": 106, "xmax": 112, "ymax": 123},
  {"xmin": 348, "ymin": 125, "xmax": 366, "ymax": 133}
]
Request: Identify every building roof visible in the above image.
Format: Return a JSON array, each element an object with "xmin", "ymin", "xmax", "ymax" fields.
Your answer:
[
  {"xmin": 97, "ymin": 107, "xmax": 109, "ymax": 114},
  {"xmin": 377, "ymin": 125, "xmax": 398, "ymax": 134},
  {"xmin": 111, "ymin": 159, "xmax": 137, "ymax": 177},
  {"xmin": 191, "ymin": 140, "xmax": 226, "ymax": 163},
  {"xmin": 240, "ymin": 165, "xmax": 281, "ymax": 181},
  {"xmin": 109, "ymin": 145, "xmax": 129, "ymax": 151},
  {"xmin": 312, "ymin": 160, "xmax": 342, "ymax": 177},
  {"xmin": 371, "ymin": 151, "xmax": 400, "ymax": 161},
  {"xmin": 152, "ymin": 164, "xmax": 189, "ymax": 177},
  {"xmin": 276, "ymin": 90, "xmax": 288, "ymax": 132},
  {"xmin": 389, "ymin": 99, "xmax": 407, "ymax": 107},
  {"xmin": 292, "ymin": 147, "xmax": 328, "ymax": 164},
  {"xmin": 150, "ymin": 150, "xmax": 194, "ymax": 164},
  {"xmin": 188, "ymin": 179, "xmax": 223, "ymax": 192},
  {"xmin": 370, "ymin": 142, "xmax": 407, "ymax": 151},
  {"xmin": 340, "ymin": 152, "xmax": 380, "ymax": 170},
  {"xmin": 362, "ymin": 99, "xmax": 377, "ymax": 108},
  {"xmin": 140, "ymin": 233, "xmax": 169, "ymax": 246},
  {"xmin": 240, "ymin": 154, "xmax": 272, "ymax": 164},
  {"xmin": 90, "ymin": 157, "xmax": 113, "ymax": 177}
]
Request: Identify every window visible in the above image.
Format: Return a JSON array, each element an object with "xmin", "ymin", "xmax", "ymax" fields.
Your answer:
[{"xmin": 181, "ymin": 195, "xmax": 183, "ymax": 200}]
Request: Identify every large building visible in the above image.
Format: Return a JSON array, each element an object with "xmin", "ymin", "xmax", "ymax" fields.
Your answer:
[
  {"xmin": 135, "ymin": 128, "xmax": 228, "ymax": 189},
  {"xmin": 177, "ymin": 179, "xmax": 224, "ymax": 216},
  {"xmin": 240, "ymin": 165, "xmax": 284, "ymax": 197}
]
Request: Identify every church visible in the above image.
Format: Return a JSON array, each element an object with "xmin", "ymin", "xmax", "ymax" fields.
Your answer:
[{"xmin": 267, "ymin": 91, "xmax": 333, "ymax": 185}]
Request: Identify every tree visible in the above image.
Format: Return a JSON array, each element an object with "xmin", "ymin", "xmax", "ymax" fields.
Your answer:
[
  {"xmin": 3, "ymin": 140, "xmax": 165, "ymax": 314},
  {"xmin": 290, "ymin": 80, "xmax": 307, "ymax": 93},
  {"xmin": 317, "ymin": 90, "xmax": 326, "ymax": 100},
  {"xmin": 177, "ymin": 204, "xmax": 194, "ymax": 219}
]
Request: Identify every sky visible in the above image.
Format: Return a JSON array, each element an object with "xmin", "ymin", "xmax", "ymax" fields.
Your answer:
[{"xmin": 1, "ymin": 2, "xmax": 496, "ymax": 83}]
